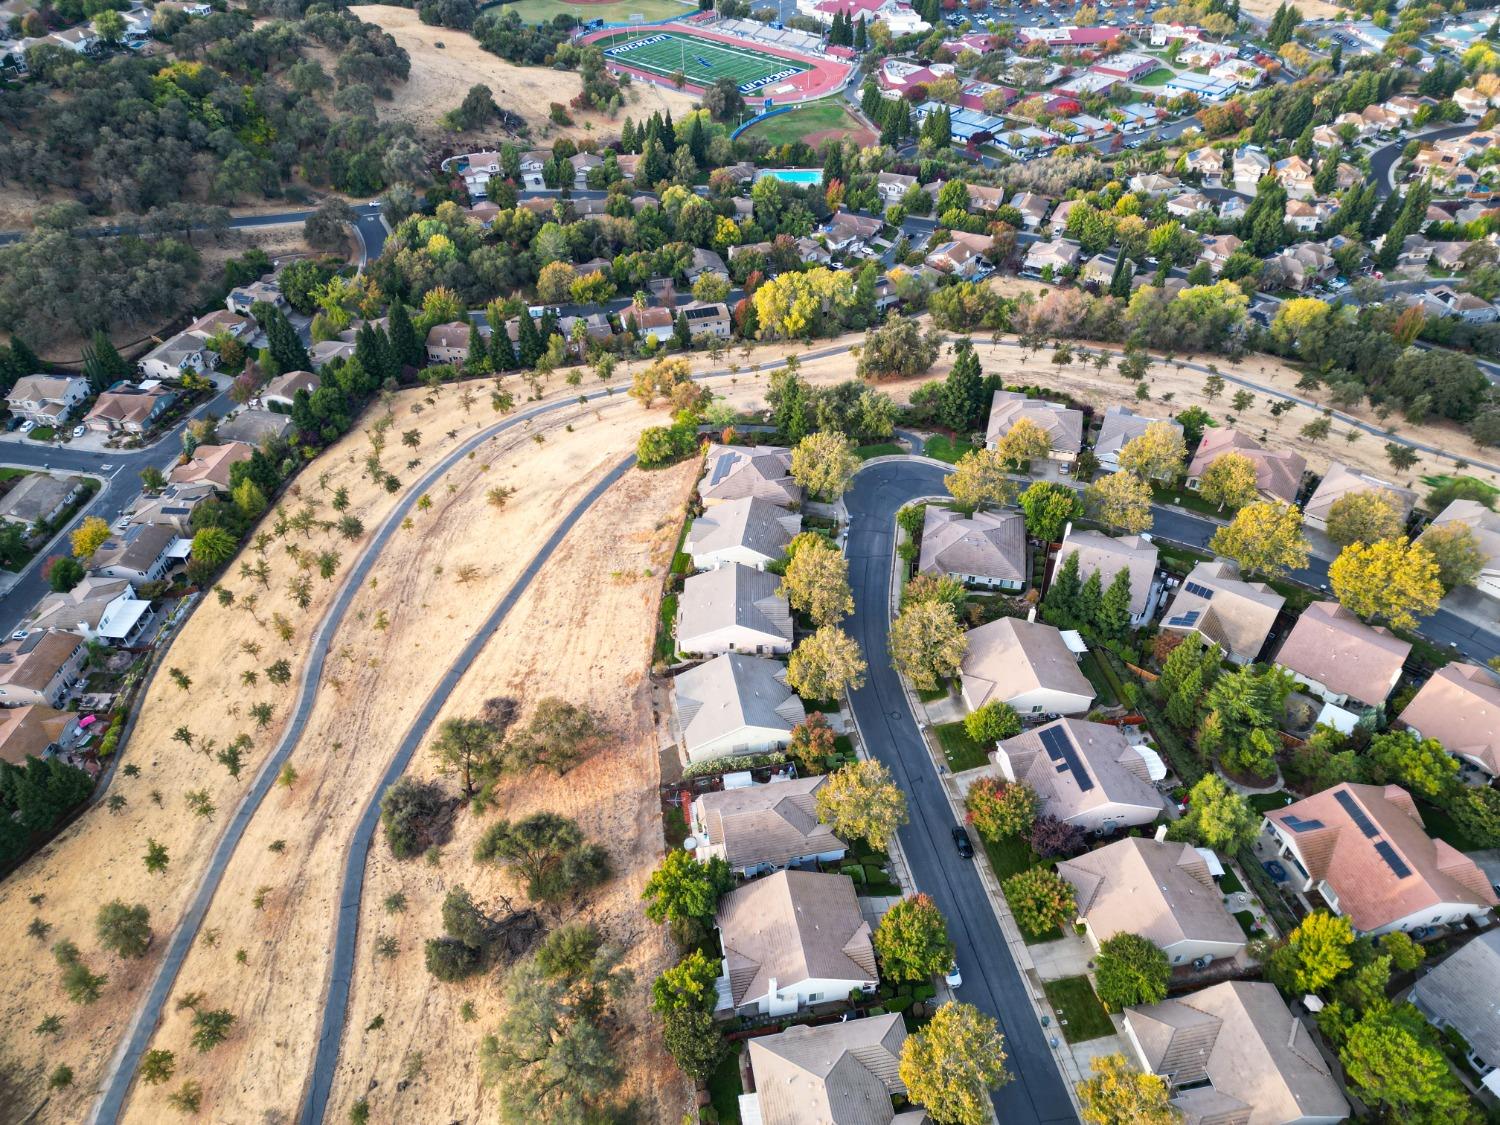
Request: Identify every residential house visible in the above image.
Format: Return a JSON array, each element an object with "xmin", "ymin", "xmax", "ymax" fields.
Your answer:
[
  {"xmin": 518, "ymin": 149, "xmax": 548, "ymax": 190},
  {"xmin": 84, "ymin": 385, "xmax": 177, "ymax": 435},
  {"xmin": 0, "ymin": 474, "xmax": 85, "ymax": 530},
  {"xmin": 1410, "ymin": 931, "xmax": 1500, "ymax": 1097},
  {"xmin": 1231, "ymin": 145, "xmax": 1270, "ymax": 185},
  {"xmin": 49, "ymin": 25, "xmax": 99, "ymax": 52},
  {"xmin": 1284, "ymin": 199, "xmax": 1321, "ymax": 233},
  {"xmin": 89, "ymin": 522, "xmax": 178, "ymax": 585},
  {"xmin": 1124, "ymin": 982, "xmax": 1351, "ymax": 1124},
  {"xmin": 451, "ymin": 150, "xmax": 501, "ymax": 196},
  {"xmin": 691, "ymin": 776, "xmax": 846, "ymax": 878},
  {"xmin": 925, "ymin": 238, "xmax": 985, "ymax": 279},
  {"xmin": 992, "ymin": 718, "xmax": 1164, "ymax": 834},
  {"xmin": 216, "ymin": 409, "xmax": 294, "ymax": 446},
  {"xmin": 1272, "ymin": 155, "xmax": 1315, "ymax": 198},
  {"xmin": 1455, "ymin": 86, "xmax": 1494, "ymax": 117},
  {"xmin": 1265, "ymin": 782, "xmax": 1497, "ymax": 935},
  {"xmin": 6, "ymin": 375, "xmax": 88, "ymax": 426},
  {"xmin": 1262, "ymin": 243, "xmax": 1337, "ymax": 292},
  {"xmin": 984, "ymin": 390, "xmax": 1084, "ymax": 465},
  {"xmin": 25, "ymin": 576, "xmax": 151, "ymax": 646},
  {"xmin": 685, "ymin": 497, "xmax": 799, "ymax": 571},
  {"xmin": 1361, "ymin": 103, "xmax": 1402, "ymax": 133},
  {"xmin": 1009, "ymin": 191, "xmax": 1051, "ymax": 229},
  {"xmin": 686, "ymin": 246, "xmax": 729, "ymax": 285},
  {"xmin": 261, "ymin": 369, "xmax": 320, "ymax": 410},
  {"xmin": 1159, "ymin": 559, "xmax": 1284, "ymax": 665},
  {"xmin": 876, "ymin": 171, "xmax": 917, "ymax": 204},
  {"xmin": 1050, "ymin": 199, "xmax": 1080, "ymax": 229},
  {"xmin": 1129, "ymin": 173, "xmax": 1179, "ymax": 196},
  {"xmin": 959, "ymin": 616, "xmax": 1094, "ymax": 717},
  {"xmin": 1335, "ymin": 109, "xmax": 1379, "ymax": 138},
  {"xmin": 123, "ymin": 481, "xmax": 217, "ymax": 535},
  {"xmin": 569, "ymin": 151, "xmax": 602, "ymax": 190},
  {"xmin": 699, "ymin": 445, "xmax": 801, "ymax": 508},
  {"xmin": 1166, "ymin": 191, "xmax": 1211, "ymax": 219},
  {"xmin": 1185, "ymin": 429, "xmax": 1305, "ymax": 504},
  {"xmin": 425, "ymin": 321, "xmax": 475, "ymax": 365},
  {"xmin": 741, "ymin": 1015, "xmax": 920, "ymax": 1125},
  {"xmin": 714, "ymin": 870, "xmax": 877, "ymax": 1018},
  {"xmin": 0, "ymin": 630, "xmax": 85, "ymax": 708},
  {"xmin": 918, "ymin": 507, "xmax": 1027, "ymax": 591},
  {"xmin": 1198, "ymin": 233, "xmax": 1244, "ymax": 274},
  {"xmin": 1057, "ymin": 526, "xmax": 1158, "ymax": 624},
  {"xmin": 1059, "ymin": 836, "xmax": 1246, "ymax": 965},
  {"xmin": 1402, "ymin": 662, "xmax": 1500, "ymax": 777},
  {"xmin": 1312, "ymin": 123, "xmax": 1344, "ymax": 149},
  {"xmin": 0, "ymin": 704, "xmax": 79, "ymax": 767},
  {"xmin": 1021, "ymin": 238, "xmax": 1083, "ymax": 278},
  {"xmin": 225, "ymin": 278, "xmax": 284, "ymax": 316},
  {"xmin": 967, "ymin": 183, "xmax": 1005, "ymax": 212},
  {"xmin": 137, "ymin": 310, "xmax": 250, "ymax": 382},
  {"xmin": 1093, "ymin": 406, "xmax": 1183, "ymax": 476},
  {"xmin": 626, "ymin": 306, "xmax": 673, "ymax": 344},
  {"xmin": 1274, "ymin": 601, "xmax": 1409, "ymax": 714},
  {"xmin": 309, "ymin": 338, "xmax": 357, "ymax": 369},
  {"xmin": 673, "ymin": 653, "xmax": 805, "ymax": 764},
  {"xmin": 1301, "ymin": 463, "xmax": 1416, "ymax": 533},
  {"xmin": 1423, "ymin": 499, "xmax": 1500, "ymax": 599},
  {"xmin": 825, "ymin": 210, "xmax": 883, "ymax": 253},
  {"xmin": 679, "ymin": 301, "xmax": 732, "ymax": 341},
  {"xmin": 677, "ymin": 564, "xmax": 793, "ymax": 657},
  {"xmin": 1185, "ymin": 146, "xmax": 1224, "ymax": 181},
  {"xmin": 167, "ymin": 442, "xmax": 253, "ymax": 492}
]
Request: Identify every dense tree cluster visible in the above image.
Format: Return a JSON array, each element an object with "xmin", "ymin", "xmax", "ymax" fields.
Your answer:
[{"xmin": 0, "ymin": 755, "xmax": 95, "ymax": 868}]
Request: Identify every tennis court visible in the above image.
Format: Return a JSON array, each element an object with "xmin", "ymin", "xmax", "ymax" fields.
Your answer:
[{"xmin": 598, "ymin": 30, "xmax": 808, "ymax": 94}]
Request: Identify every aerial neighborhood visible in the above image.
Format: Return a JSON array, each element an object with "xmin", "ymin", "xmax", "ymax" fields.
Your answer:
[{"xmin": 4, "ymin": 0, "xmax": 1500, "ymax": 1120}]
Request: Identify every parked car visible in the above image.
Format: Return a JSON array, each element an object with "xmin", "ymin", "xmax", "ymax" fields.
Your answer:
[
  {"xmin": 952, "ymin": 826, "xmax": 975, "ymax": 859},
  {"xmin": 946, "ymin": 962, "xmax": 963, "ymax": 989},
  {"xmin": 72, "ymin": 425, "xmax": 86, "ymax": 437}
]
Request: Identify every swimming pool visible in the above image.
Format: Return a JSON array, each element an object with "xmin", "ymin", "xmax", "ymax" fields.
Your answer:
[{"xmin": 756, "ymin": 168, "xmax": 824, "ymax": 185}]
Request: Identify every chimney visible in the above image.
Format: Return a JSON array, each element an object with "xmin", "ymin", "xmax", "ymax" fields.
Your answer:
[{"xmin": 1154, "ymin": 824, "xmax": 1168, "ymax": 842}]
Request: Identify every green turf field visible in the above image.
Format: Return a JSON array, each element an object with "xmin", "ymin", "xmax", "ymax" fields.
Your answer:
[
  {"xmin": 600, "ymin": 29, "xmax": 806, "ymax": 93},
  {"xmin": 741, "ymin": 100, "xmax": 861, "ymax": 144},
  {"xmin": 496, "ymin": 0, "xmax": 691, "ymax": 24}
]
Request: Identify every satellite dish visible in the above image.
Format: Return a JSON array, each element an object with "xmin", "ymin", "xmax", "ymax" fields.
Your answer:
[{"xmin": 682, "ymin": 836, "xmax": 699, "ymax": 851}]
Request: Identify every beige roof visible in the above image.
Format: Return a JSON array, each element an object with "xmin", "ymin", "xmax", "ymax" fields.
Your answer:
[
  {"xmin": 1401, "ymin": 662, "xmax": 1500, "ymax": 775},
  {"xmin": 1126, "ymin": 981, "xmax": 1349, "ymax": 1125},
  {"xmin": 699, "ymin": 444, "xmax": 802, "ymax": 508},
  {"xmin": 0, "ymin": 704, "xmax": 75, "ymax": 766},
  {"xmin": 695, "ymin": 776, "xmax": 844, "ymax": 872},
  {"xmin": 91, "ymin": 522, "xmax": 176, "ymax": 574},
  {"xmin": 0, "ymin": 630, "xmax": 82, "ymax": 692},
  {"xmin": 1093, "ymin": 406, "xmax": 1183, "ymax": 464},
  {"xmin": 748, "ymin": 1014, "xmax": 920, "ymax": 1125},
  {"xmin": 7, "ymin": 374, "xmax": 84, "ymax": 405},
  {"xmin": 168, "ymin": 442, "xmax": 253, "ymax": 490},
  {"xmin": 960, "ymin": 617, "xmax": 1093, "ymax": 710},
  {"xmin": 1267, "ymin": 782, "xmax": 1497, "ymax": 933},
  {"xmin": 1274, "ymin": 601, "xmax": 1410, "ymax": 707},
  {"xmin": 677, "ymin": 564, "xmax": 793, "ymax": 651},
  {"xmin": 1057, "ymin": 529, "xmax": 1157, "ymax": 615},
  {"xmin": 262, "ymin": 369, "xmax": 320, "ymax": 401},
  {"xmin": 717, "ymin": 870, "xmax": 877, "ymax": 1008},
  {"xmin": 918, "ymin": 507, "xmax": 1026, "ymax": 584},
  {"xmin": 1301, "ymin": 462, "xmax": 1416, "ymax": 525},
  {"xmin": 1000, "ymin": 718, "xmax": 1162, "ymax": 826},
  {"xmin": 1187, "ymin": 429, "xmax": 1305, "ymax": 504},
  {"xmin": 87, "ymin": 389, "xmax": 170, "ymax": 427},
  {"xmin": 26, "ymin": 576, "xmax": 134, "ymax": 633},
  {"xmin": 1058, "ymin": 836, "xmax": 1244, "ymax": 951},
  {"xmin": 674, "ymin": 653, "xmax": 805, "ymax": 753},
  {"xmin": 1424, "ymin": 499, "xmax": 1500, "ymax": 571},
  {"xmin": 1160, "ymin": 560, "xmax": 1283, "ymax": 664},
  {"xmin": 685, "ymin": 497, "xmax": 799, "ymax": 564},
  {"xmin": 425, "ymin": 321, "xmax": 473, "ymax": 350},
  {"xmin": 985, "ymin": 391, "xmax": 1084, "ymax": 454},
  {"xmin": 0, "ymin": 473, "xmax": 83, "ymax": 526}
]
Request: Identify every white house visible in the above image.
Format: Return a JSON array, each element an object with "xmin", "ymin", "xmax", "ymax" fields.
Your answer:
[
  {"xmin": 673, "ymin": 653, "xmax": 805, "ymax": 764},
  {"xmin": 691, "ymin": 775, "xmax": 846, "ymax": 878},
  {"xmin": 676, "ymin": 564, "xmax": 793, "ymax": 657},
  {"xmin": 684, "ymin": 497, "xmax": 800, "ymax": 571},
  {"xmin": 959, "ymin": 616, "xmax": 1094, "ymax": 717},
  {"xmin": 992, "ymin": 718, "xmax": 1164, "ymax": 835}
]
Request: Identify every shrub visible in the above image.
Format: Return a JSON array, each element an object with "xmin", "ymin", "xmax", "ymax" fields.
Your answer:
[{"xmin": 379, "ymin": 778, "xmax": 450, "ymax": 860}]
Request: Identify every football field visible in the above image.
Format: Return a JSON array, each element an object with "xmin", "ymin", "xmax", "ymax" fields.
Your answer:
[{"xmin": 599, "ymin": 30, "xmax": 808, "ymax": 94}]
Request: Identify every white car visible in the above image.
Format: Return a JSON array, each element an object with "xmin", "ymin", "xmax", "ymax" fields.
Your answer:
[
  {"xmin": 946, "ymin": 962, "xmax": 963, "ymax": 989},
  {"xmin": 19, "ymin": 419, "xmax": 34, "ymax": 433},
  {"xmin": 72, "ymin": 425, "xmax": 86, "ymax": 438}
]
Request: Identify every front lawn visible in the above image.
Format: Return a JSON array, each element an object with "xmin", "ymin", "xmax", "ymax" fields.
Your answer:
[
  {"xmin": 1152, "ymin": 483, "xmax": 1231, "ymax": 520},
  {"xmin": 1248, "ymin": 792, "xmax": 1291, "ymax": 814},
  {"xmin": 934, "ymin": 720, "xmax": 989, "ymax": 772},
  {"xmin": 925, "ymin": 435, "xmax": 976, "ymax": 464},
  {"xmin": 1043, "ymin": 976, "xmax": 1116, "ymax": 1043},
  {"xmin": 916, "ymin": 681, "xmax": 952, "ymax": 703},
  {"xmin": 981, "ymin": 832, "xmax": 1038, "ymax": 881},
  {"xmin": 856, "ymin": 442, "xmax": 904, "ymax": 459},
  {"xmin": 27, "ymin": 426, "xmax": 55, "ymax": 441},
  {"xmin": 706, "ymin": 1045, "xmax": 743, "ymax": 1124}
]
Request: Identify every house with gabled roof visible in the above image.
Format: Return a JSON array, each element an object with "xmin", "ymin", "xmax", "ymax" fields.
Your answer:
[
  {"xmin": 1159, "ymin": 559, "xmax": 1284, "ymax": 665},
  {"xmin": 699, "ymin": 445, "xmax": 802, "ymax": 509},
  {"xmin": 1411, "ymin": 930, "xmax": 1500, "ymax": 1097},
  {"xmin": 1401, "ymin": 662, "xmax": 1500, "ymax": 778},
  {"xmin": 691, "ymin": 776, "xmax": 846, "ymax": 877},
  {"xmin": 6, "ymin": 375, "xmax": 88, "ymax": 426},
  {"xmin": 984, "ymin": 391, "xmax": 1083, "ymax": 465},
  {"xmin": 1186, "ymin": 429, "xmax": 1305, "ymax": 505},
  {"xmin": 1274, "ymin": 601, "xmax": 1409, "ymax": 713},
  {"xmin": 1057, "ymin": 526, "xmax": 1158, "ymax": 623},
  {"xmin": 0, "ymin": 704, "xmax": 79, "ymax": 768},
  {"xmin": 673, "ymin": 653, "xmax": 805, "ymax": 764},
  {"xmin": 0, "ymin": 474, "xmax": 85, "ymax": 531},
  {"xmin": 1422, "ymin": 499, "xmax": 1500, "ymax": 599},
  {"xmin": 1265, "ymin": 782, "xmax": 1497, "ymax": 935},
  {"xmin": 991, "ymin": 718, "xmax": 1163, "ymax": 834},
  {"xmin": 24, "ymin": 576, "xmax": 151, "ymax": 646},
  {"xmin": 1021, "ymin": 238, "xmax": 1083, "ymax": 278},
  {"xmin": 1093, "ymin": 407, "xmax": 1183, "ymax": 476},
  {"xmin": 715, "ymin": 869, "xmax": 878, "ymax": 1018},
  {"xmin": 1123, "ymin": 981, "xmax": 1350, "ymax": 1124},
  {"xmin": 168, "ymin": 442, "xmax": 253, "ymax": 492},
  {"xmin": 0, "ymin": 630, "xmax": 85, "ymax": 708},
  {"xmin": 685, "ymin": 497, "xmax": 799, "ymax": 572},
  {"xmin": 88, "ymin": 521, "xmax": 178, "ymax": 585},
  {"xmin": 743, "ymin": 1014, "xmax": 925, "ymax": 1125},
  {"xmin": 960, "ymin": 617, "xmax": 1093, "ymax": 717},
  {"xmin": 677, "ymin": 564, "xmax": 792, "ymax": 657},
  {"xmin": 918, "ymin": 507, "xmax": 1026, "ymax": 591},
  {"xmin": 1301, "ymin": 463, "xmax": 1415, "ymax": 533}
]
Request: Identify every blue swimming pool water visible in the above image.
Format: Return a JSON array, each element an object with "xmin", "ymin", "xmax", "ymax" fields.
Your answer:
[{"xmin": 757, "ymin": 168, "xmax": 823, "ymax": 185}]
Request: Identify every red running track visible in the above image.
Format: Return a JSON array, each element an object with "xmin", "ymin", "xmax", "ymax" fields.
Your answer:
[{"xmin": 576, "ymin": 23, "xmax": 852, "ymax": 104}]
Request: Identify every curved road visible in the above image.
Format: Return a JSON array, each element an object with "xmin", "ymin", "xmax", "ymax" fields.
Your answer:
[{"xmin": 844, "ymin": 459, "xmax": 1077, "ymax": 1125}]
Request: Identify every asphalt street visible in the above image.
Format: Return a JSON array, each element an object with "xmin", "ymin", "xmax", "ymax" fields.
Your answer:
[{"xmin": 844, "ymin": 459, "xmax": 1078, "ymax": 1125}]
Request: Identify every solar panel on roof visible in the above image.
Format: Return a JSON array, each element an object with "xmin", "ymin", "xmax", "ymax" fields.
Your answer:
[
  {"xmin": 1038, "ymin": 725, "xmax": 1094, "ymax": 794},
  {"xmin": 1165, "ymin": 611, "xmax": 1201, "ymax": 628},
  {"xmin": 1375, "ymin": 841, "xmax": 1412, "ymax": 879},
  {"xmin": 1282, "ymin": 814, "xmax": 1325, "ymax": 833},
  {"xmin": 1184, "ymin": 581, "xmax": 1216, "ymax": 599},
  {"xmin": 708, "ymin": 453, "xmax": 736, "ymax": 486},
  {"xmin": 1334, "ymin": 789, "xmax": 1379, "ymax": 838}
]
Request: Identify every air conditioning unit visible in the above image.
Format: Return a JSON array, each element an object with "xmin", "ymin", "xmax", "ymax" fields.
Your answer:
[{"xmin": 1192, "ymin": 957, "xmax": 1209, "ymax": 971}]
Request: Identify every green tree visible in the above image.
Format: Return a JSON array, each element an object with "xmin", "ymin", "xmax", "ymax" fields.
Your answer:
[
  {"xmin": 429, "ymin": 716, "xmax": 502, "ymax": 799},
  {"xmin": 1045, "ymin": 550, "xmax": 1082, "ymax": 623},
  {"xmin": 1362, "ymin": 730, "xmax": 1459, "ymax": 800},
  {"xmin": 1198, "ymin": 665, "xmax": 1291, "ymax": 777},
  {"xmin": 662, "ymin": 1007, "xmax": 727, "ymax": 1082},
  {"xmin": 790, "ymin": 431, "xmax": 860, "ymax": 500},
  {"xmin": 473, "ymin": 812, "xmax": 611, "ymax": 902},
  {"xmin": 888, "ymin": 600, "xmax": 967, "ymax": 692},
  {"xmin": 964, "ymin": 700, "xmax": 1021, "ymax": 745},
  {"xmin": 857, "ymin": 317, "xmax": 941, "ymax": 380},
  {"xmin": 786, "ymin": 625, "xmax": 868, "ymax": 700},
  {"xmin": 1019, "ymin": 481, "xmax": 1082, "ymax": 543},
  {"xmin": 641, "ymin": 851, "xmax": 734, "ymax": 944},
  {"xmin": 1096, "ymin": 568, "xmax": 1134, "ymax": 641},
  {"xmin": 96, "ymin": 900, "xmax": 152, "ymax": 959},
  {"xmin": 1420, "ymin": 522, "xmax": 1485, "ymax": 592},
  {"xmin": 941, "ymin": 339, "xmax": 987, "ymax": 432},
  {"xmin": 1173, "ymin": 775, "xmax": 1258, "ymax": 853},
  {"xmin": 779, "ymin": 538, "xmax": 853, "ymax": 626},
  {"xmin": 46, "ymin": 555, "xmax": 84, "ymax": 593},
  {"xmin": 945, "ymin": 448, "xmax": 1017, "ymax": 512},
  {"xmin": 139, "ymin": 1049, "xmax": 176, "ymax": 1086},
  {"xmin": 190, "ymin": 526, "xmax": 238, "ymax": 568},
  {"xmin": 1340, "ymin": 1006, "xmax": 1472, "ymax": 1123},
  {"xmin": 1266, "ymin": 911, "xmax": 1355, "ymax": 995},
  {"xmin": 1002, "ymin": 866, "xmax": 1076, "ymax": 939},
  {"xmin": 899, "ymin": 1002, "xmax": 1011, "ymax": 1125},
  {"xmin": 650, "ymin": 947, "xmax": 721, "ymax": 1016},
  {"xmin": 873, "ymin": 893, "xmax": 955, "ymax": 981},
  {"xmin": 964, "ymin": 777, "xmax": 1037, "ymax": 840},
  {"xmin": 815, "ymin": 759, "xmax": 909, "ymax": 849},
  {"xmin": 1094, "ymin": 933, "xmax": 1170, "ymax": 1011}
]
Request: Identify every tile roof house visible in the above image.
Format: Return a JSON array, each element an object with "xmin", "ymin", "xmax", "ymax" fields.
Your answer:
[
  {"xmin": 89, "ymin": 522, "xmax": 178, "ymax": 585},
  {"xmin": 993, "ymin": 718, "xmax": 1163, "ymax": 834},
  {"xmin": 691, "ymin": 776, "xmax": 847, "ymax": 877},
  {"xmin": 168, "ymin": 442, "xmax": 253, "ymax": 491},
  {"xmin": 677, "ymin": 564, "xmax": 793, "ymax": 657},
  {"xmin": 1185, "ymin": 146, "xmax": 1225, "ymax": 178},
  {"xmin": 1422, "ymin": 499, "xmax": 1500, "ymax": 599},
  {"xmin": 84, "ymin": 386, "xmax": 178, "ymax": 435},
  {"xmin": 1232, "ymin": 145, "xmax": 1270, "ymax": 185},
  {"xmin": 137, "ymin": 310, "xmax": 250, "ymax": 382},
  {"xmin": 1262, "ymin": 243, "xmax": 1336, "ymax": 292},
  {"xmin": 1274, "ymin": 601, "xmax": 1410, "ymax": 711},
  {"xmin": 0, "ymin": 704, "xmax": 79, "ymax": 767},
  {"xmin": 715, "ymin": 870, "xmax": 878, "ymax": 1018},
  {"xmin": 1186, "ymin": 429, "xmax": 1305, "ymax": 504},
  {"xmin": 1061, "ymin": 836, "xmax": 1245, "ymax": 965},
  {"xmin": 225, "ymin": 277, "xmax": 284, "ymax": 316},
  {"xmin": 25, "ymin": 576, "xmax": 152, "ymax": 646},
  {"xmin": 699, "ymin": 445, "xmax": 802, "ymax": 509},
  {"xmin": 1399, "ymin": 662, "xmax": 1500, "ymax": 777},
  {"xmin": 674, "ymin": 653, "xmax": 806, "ymax": 764},
  {"xmin": 1410, "ymin": 930, "xmax": 1500, "ymax": 1094},
  {"xmin": 261, "ymin": 369, "xmax": 320, "ymax": 410},
  {"xmin": 6, "ymin": 374, "xmax": 88, "ymax": 426},
  {"xmin": 876, "ymin": 171, "xmax": 917, "ymax": 204},
  {"xmin": 1124, "ymin": 981, "xmax": 1350, "ymax": 1124},
  {"xmin": 743, "ymin": 1014, "xmax": 927, "ymax": 1125},
  {"xmin": 960, "ymin": 616, "xmax": 1094, "ymax": 717},
  {"xmin": 1265, "ymin": 782, "xmax": 1497, "ymax": 934},
  {"xmin": 0, "ymin": 630, "xmax": 85, "ymax": 708},
  {"xmin": 1301, "ymin": 463, "xmax": 1416, "ymax": 533},
  {"xmin": 685, "ymin": 497, "xmax": 800, "ymax": 571},
  {"xmin": 1272, "ymin": 154, "xmax": 1315, "ymax": 198},
  {"xmin": 1057, "ymin": 527, "xmax": 1158, "ymax": 622},
  {"xmin": 0, "ymin": 474, "xmax": 85, "ymax": 530},
  {"xmin": 1093, "ymin": 407, "xmax": 1184, "ymax": 475},
  {"xmin": 1198, "ymin": 233, "xmax": 1244, "ymax": 274},
  {"xmin": 984, "ymin": 391, "xmax": 1084, "ymax": 464},
  {"xmin": 918, "ymin": 507, "xmax": 1027, "ymax": 592},
  {"xmin": 1009, "ymin": 191, "xmax": 1052, "ymax": 228},
  {"xmin": 1159, "ymin": 559, "xmax": 1284, "ymax": 665}
]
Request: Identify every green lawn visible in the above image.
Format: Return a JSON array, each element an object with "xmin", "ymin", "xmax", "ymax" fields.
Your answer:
[
  {"xmin": 1154, "ymin": 542, "xmax": 1212, "ymax": 577},
  {"xmin": 1135, "ymin": 67, "xmax": 1174, "ymax": 86},
  {"xmin": 1420, "ymin": 474, "xmax": 1499, "ymax": 506},
  {"xmin": 1078, "ymin": 652, "xmax": 1119, "ymax": 707},
  {"xmin": 981, "ymin": 833, "xmax": 1038, "ymax": 881},
  {"xmin": 27, "ymin": 426, "xmax": 55, "ymax": 441},
  {"xmin": 706, "ymin": 1044, "xmax": 743, "ymax": 1124},
  {"xmin": 1043, "ymin": 976, "xmax": 1116, "ymax": 1043},
  {"xmin": 925, "ymin": 435, "xmax": 976, "ymax": 464},
  {"xmin": 934, "ymin": 720, "xmax": 989, "ymax": 772},
  {"xmin": 1248, "ymin": 792, "xmax": 1292, "ymax": 814},
  {"xmin": 654, "ymin": 593, "xmax": 678, "ymax": 664},
  {"xmin": 1417, "ymin": 799, "xmax": 1486, "ymax": 852},
  {"xmin": 498, "ymin": 0, "xmax": 691, "ymax": 24},
  {"xmin": 916, "ymin": 681, "xmax": 952, "ymax": 703},
  {"xmin": 1234, "ymin": 909, "xmax": 1258, "ymax": 940},
  {"xmin": 1218, "ymin": 866, "xmax": 1244, "ymax": 894},
  {"xmin": 1152, "ymin": 483, "xmax": 1231, "ymax": 520},
  {"xmin": 856, "ymin": 442, "xmax": 904, "ymax": 460},
  {"xmin": 742, "ymin": 100, "xmax": 863, "ymax": 146},
  {"xmin": 0, "ymin": 468, "xmax": 29, "ymax": 482}
]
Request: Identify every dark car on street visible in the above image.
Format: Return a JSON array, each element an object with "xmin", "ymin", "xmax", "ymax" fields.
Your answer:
[{"xmin": 953, "ymin": 826, "xmax": 975, "ymax": 859}]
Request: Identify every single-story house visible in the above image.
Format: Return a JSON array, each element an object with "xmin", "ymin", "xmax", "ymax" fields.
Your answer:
[
  {"xmin": 225, "ymin": 278, "xmax": 285, "ymax": 317},
  {"xmin": 168, "ymin": 442, "xmax": 253, "ymax": 492},
  {"xmin": 6, "ymin": 375, "xmax": 89, "ymax": 426},
  {"xmin": 261, "ymin": 369, "xmax": 320, "ymax": 410},
  {"xmin": 673, "ymin": 653, "xmax": 806, "ymax": 764},
  {"xmin": 1400, "ymin": 662, "xmax": 1500, "ymax": 777},
  {"xmin": 1422, "ymin": 499, "xmax": 1500, "ymax": 599},
  {"xmin": 1159, "ymin": 559, "xmax": 1284, "ymax": 665},
  {"xmin": 699, "ymin": 445, "xmax": 802, "ymax": 509},
  {"xmin": 984, "ymin": 390, "xmax": 1084, "ymax": 465},
  {"xmin": 993, "ymin": 718, "xmax": 1163, "ymax": 834},
  {"xmin": 691, "ymin": 776, "xmax": 846, "ymax": 878},
  {"xmin": 742, "ymin": 1014, "xmax": 917, "ymax": 1125},
  {"xmin": 1273, "ymin": 600, "xmax": 1410, "ymax": 712},
  {"xmin": 1021, "ymin": 238, "xmax": 1083, "ymax": 278},
  {"xmin": 0, "ymin": 630, "xmax": 85, "ymax": 708},
  {"xmin": 918, "ymin": 506, "xmax": 1027, "ymax": 591},
  {"xmin": 1093, "ymin": 407, "xmax": 1183, "ymax": 476},
  {"xmin": 0, "ymin": 474, "xmax": 85, "ymax": 530},
  {"xmin": 123, "ymin": 481, "xmax": 218, "ymax": 535},
  {"xmin": 1056, "ymin": 526, "xmax": 1158, "ymax": 624},
  {"xmin": 685, "ymin": 496, "xmax": 799, "ymax": 571},
  {"xmin": 1410, "ymin": 931, "xmax": 1500, "ymax": 1097},
  {"xmin": 1185, "ymin": 429, "xmax": 1305, "ymax": 505},
  {"xmin": 216, "ymin": 408, "xmax": 295, "ymax": 446},
  {"xmin": 960, "ymin": 616, "xmax": 1094, "ymax": 717},
  {"xmin": 1301, "ymin": 463, "xmax": 1416, "ymax": 533},
  {"xmin": 677, "ymin": 563, "xmax": 793, "ymax": 657}
]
